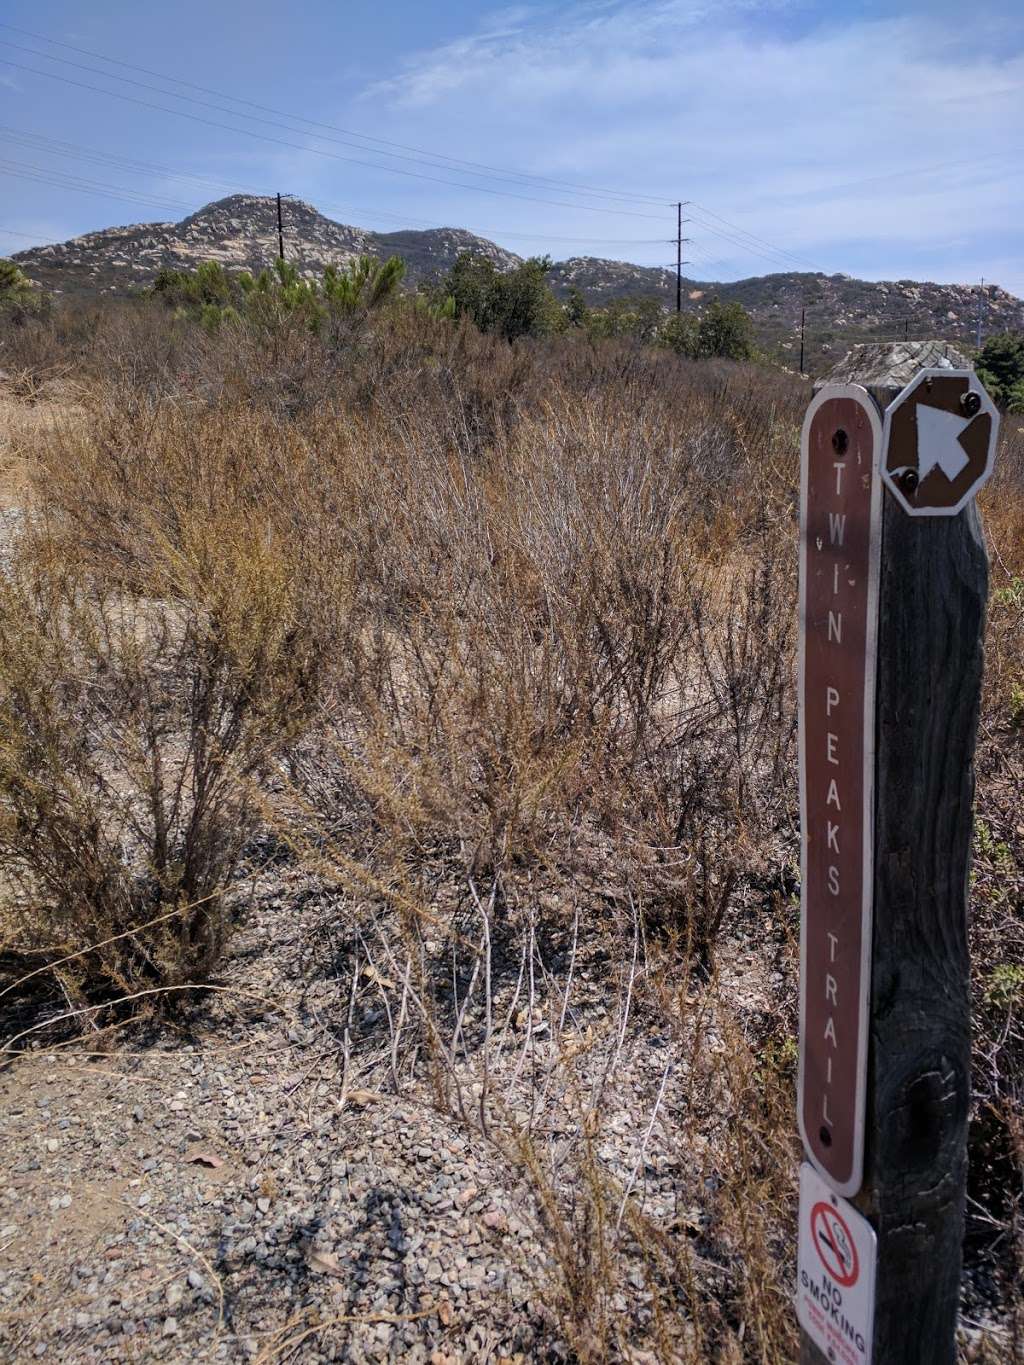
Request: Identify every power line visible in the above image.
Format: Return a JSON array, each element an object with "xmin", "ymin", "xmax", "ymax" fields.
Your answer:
[
  {"xmin": 0, "ymin": 21, "xmax": 672, "ymax": 208},
  {"xmin": 0, "ymin": 53, "xmax": 827, "ymax": 280},
  {"xmin": 0, "ymin": 225, "xmax": 53, "ymax": 243},
  {"xmin": 2, "ymin": 126, "xmax": 258, "ymax": 203},
  {"xmin": 0, "ymin": 34, "xmax": 670, "ymax": 213},
  {"xmin": 0, "ymin": 160, "xmax": 194, "ymax": 215},
  {"xmin": 0, "ymin": 41, "xmax": 824, "ymax": 273},
  {"xmin": 772, "ymin": 150, "xmax": 1023, "ymax": 203},
  {"xmin": 0, "ymin": 127, "xmax": 675, "ymax": 252},
  {"xmin": 686, "ymin": 203, "xmax": 819, "ymax": 272},
  {"xmin": 9, "ymin": 23, "xmax": 1004, "ymax": 293},
  {"xmin": 1, "ymin": 56, "xmax": 671, "ymax": 222}
]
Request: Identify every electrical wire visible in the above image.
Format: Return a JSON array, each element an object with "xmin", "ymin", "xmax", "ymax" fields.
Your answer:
[
  {"xmin": 5, "ymin": 22, "xmax": 1011, "ymax": 291},
  {"xmin": 686, "ymin": 201, "xmax": 819, "ymax": 271},
  {"xmin": 0, "ymin": 56, "xmax": 673, "ymax": 222},
  {"xmin": 0, "ymin": 22, "xmax": 672, "ymax": 207},
  {"xmin": 0, "ymin": 35, "xmax": 671, "ymax": 213},
  {"xmin": 1, "ymin": 39, "xmax": 827, "ymax": 270},
  {"xmin": 0, "ymin": 126, "xmax": 675, "ymax": 252},
  {"xmin": 0, "ymin": 160, "xmax": 194, "ymax": 215}
]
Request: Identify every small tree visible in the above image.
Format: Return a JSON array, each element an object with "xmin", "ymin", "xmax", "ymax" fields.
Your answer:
[
  {"xmin": 151, "ymin": 255, "xmax": 407, "ymax": 333},
  {"xmin": 589, "ymin": 295, "xmax": 664, "ymax": 344},
  {"xmin": 494, "ymin": 256, "xmax": 561, "ymax": 341},
  {"xmin": 323, "ymin": 255, "xmax": 405, "ymax": 315},
  {"xmin": 412, "ymin": 292, "xmax": 457, "ymax": 323},
  {"xmin": 564, "ymin": 286, "xmax": 590, "ymax": 330},
  {"xmin": 976, "ymin": 332, "xmax": 1024, "ymax": 406},
  {"xmin": 695, "ymin": 300, "xmax": 755, "ymax": 361},
  {"xmin": 657, "ymin": 311, "xmax": 699, "ymax": 357},
  {"xmin": 153, "ymin": 260, "xmax": 236, "ymax": 311},
  {"xmin": 0, "ymin": 258, "xmax": 45, "ymax": 324},
  {"xmin": 239, "ymin": 259, "xmax": 323, "ymax": 330},
  {"xmin": 443, "ymin": 252, "xmax": 561, "ymax": 342},
  {"xmin": 443, "ymin": 252, "xmax": 496, "ymax": 331}
]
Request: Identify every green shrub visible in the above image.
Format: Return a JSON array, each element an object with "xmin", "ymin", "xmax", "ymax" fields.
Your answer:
[
  {"xmin": 657, "ymin": 311, "xmax": 699, "ymax": 356},
  {"xmin": 152, "ymin": 254, "xmax": 406, "ymax": 333},
  {"xmin": 0, "ymin": 258, "xmax": 46, "ymax": 324},
  {"xmin": 442, "ymin": 251, "xmax": 561, "ymax": 341},
  {"xmin": 985, "ymin": 964, "xmax": 1024, "ymax": 1011},
  {"xmin": 976, "ymin": 332, "xmax": 1024, "ymax": 406},
  {"xmin": 657, "ymin": 300, "xmax": 755, "ymax": 361}
]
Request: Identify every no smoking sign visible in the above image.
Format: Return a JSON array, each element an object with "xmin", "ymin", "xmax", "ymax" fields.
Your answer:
[
  {"xmin": 797, "ymin": 1164, "xmax": 877, "ymax": 1364},
  {"xmin": 811, "ymin": 1201, "xmax": 859, "ymax": 1287}
]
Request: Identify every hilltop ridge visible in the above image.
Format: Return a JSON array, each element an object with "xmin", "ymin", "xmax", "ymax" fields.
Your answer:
[{"xmin": 11, "ymin": 194, "xmax": 1024, "ymax": 359}]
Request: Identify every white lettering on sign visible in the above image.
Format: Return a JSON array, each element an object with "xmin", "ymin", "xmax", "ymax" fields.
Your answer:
[
  {"xmin": 796, "ymin": 1163, "xmax": 877, "ymax": 1364},
  {"xmin": 819, "ymin": 417, "xmax": 852, "ymax": 1154},
  {"xmin": 798, "ymin": 384, "xmax": 881, "ymax": 1196}
]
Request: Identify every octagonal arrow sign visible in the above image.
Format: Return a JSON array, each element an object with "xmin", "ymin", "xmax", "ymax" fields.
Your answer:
[{"xmin": 881, "ymin": 369, "xmax": 1000, "ymax": 516}]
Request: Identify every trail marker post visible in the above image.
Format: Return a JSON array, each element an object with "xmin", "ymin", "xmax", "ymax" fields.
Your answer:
[{"xmin": 796, "ymin": 342, "xmax": 999, "ymax": 1364}]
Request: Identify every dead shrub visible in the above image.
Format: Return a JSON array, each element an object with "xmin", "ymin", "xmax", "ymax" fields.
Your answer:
[{"xmin": 0, "ymin": 501, "xmax": 347, "ymax": 1004}]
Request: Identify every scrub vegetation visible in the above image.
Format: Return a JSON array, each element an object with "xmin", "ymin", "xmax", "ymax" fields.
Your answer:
[{"xmin": 0, "ymin": 287, "xmax": 1021, "ymax": 1363}]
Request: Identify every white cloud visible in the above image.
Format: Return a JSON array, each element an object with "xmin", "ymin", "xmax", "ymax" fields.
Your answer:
[{"xmin": 333, "ymin": 0, "xmax": 1023, "ymax": 282}]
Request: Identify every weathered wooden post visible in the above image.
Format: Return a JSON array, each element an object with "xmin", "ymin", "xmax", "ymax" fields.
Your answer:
[{"xmin": 795, "ymin": 341, "xmax": 1000, "ymax": 1364}]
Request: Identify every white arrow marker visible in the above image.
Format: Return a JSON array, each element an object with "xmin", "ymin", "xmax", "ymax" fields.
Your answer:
[{"xmin": 916, "ymin": 404, "xmax": 972, "ymax": 483}]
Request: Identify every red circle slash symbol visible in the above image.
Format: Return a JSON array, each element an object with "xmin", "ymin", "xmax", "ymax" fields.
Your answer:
[{"xmin": 810, "ymin": 1202, "xmax": 859, "ymax": 1287}]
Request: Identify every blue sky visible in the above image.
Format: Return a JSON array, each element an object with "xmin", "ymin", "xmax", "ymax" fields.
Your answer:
[{"xmin": 1, "ymin": 0, "xmax": 1021, "ymax": 290}]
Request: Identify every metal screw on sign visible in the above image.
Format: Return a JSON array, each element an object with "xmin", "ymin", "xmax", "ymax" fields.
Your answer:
[
  {"xmin": 796, "ymin": 341, "xmax": 999, "ymax": 1365},
  {"xmin": 899, "ymin": 468, "xmax": 919, "ymax": 495}
]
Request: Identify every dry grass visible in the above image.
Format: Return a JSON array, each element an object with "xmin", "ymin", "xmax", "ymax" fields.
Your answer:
[{"xmin": 0, "ymin": 300, "xmax": 1021, "ymax": 1360}]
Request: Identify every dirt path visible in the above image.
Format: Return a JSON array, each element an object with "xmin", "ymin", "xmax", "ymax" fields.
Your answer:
[{"xmin": 0, "ymin": 871, "xmax": 550, "ymax": 1364}]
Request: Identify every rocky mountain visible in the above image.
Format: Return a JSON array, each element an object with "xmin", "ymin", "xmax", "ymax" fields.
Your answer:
[
  {"xmin": 11, "ymin": 195, "xmax": 520, "ymax": 299},
  {"xmin": 11, "ymin": 194, "xmax": 1023, "ymax": 363},
  {"xmin": 546, "ymin": 258, "xmax": 1024, "ymax": 362}
]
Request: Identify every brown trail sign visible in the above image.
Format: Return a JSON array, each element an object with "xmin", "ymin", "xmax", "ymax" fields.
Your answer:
[
  {"xmin": 797, "ymin": 342, "xmax": 999, "ymax": 1365},
  {"xmin": 798, "ymin": 385, "xmax": 881, "ymax": 1196},
  {"xmin": 881, "ymin": 368, "xmax": 999, "ymax": 516}
]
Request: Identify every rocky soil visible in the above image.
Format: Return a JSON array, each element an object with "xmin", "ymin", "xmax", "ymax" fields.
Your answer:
[
  {"xmin": 0, "ymin": 873, "xmax": 552, "ymax": 1365},
  {"xmin": 0, "ymin": 835, "xmax": 780, "ymax": 1365}
]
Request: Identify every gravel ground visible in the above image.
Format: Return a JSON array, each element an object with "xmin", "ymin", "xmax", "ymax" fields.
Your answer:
[
  {"xmin": 0, "ymin": 506, "xmax": 22, "ymax": 576},
  {"xmin": 0, "ymin": 874, "xmax": 558, "ymax": 1364},
  {"xmin": 0, "ymin": 816, "xmax": 805, "ymax": 1365},
  {"xmin": 1, "ymin": 861, "xmax": 1015, "ymax": 1362}
]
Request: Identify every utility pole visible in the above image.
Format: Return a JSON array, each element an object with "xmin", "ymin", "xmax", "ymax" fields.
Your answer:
[
  {"xmin": 976, "ymin": 278, "xmax": 985, "ymax": 350},
  {"xmin": 675, "ymin": 202, "xmax": 691, "ymax": 313},
  {"xmin": 277, "ymin": 192, "xmax": 285, "ymax": 263},
  {"xmin": 799, "ymin": 307, "xmax": 806, "ymax": 374}
]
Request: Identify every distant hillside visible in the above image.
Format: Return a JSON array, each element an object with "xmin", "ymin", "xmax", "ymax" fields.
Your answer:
[
  {"xmin": 11, "ymin": 195, "xmax": 520, "ymax": 300},
  {"xmin": 12, "ymin": 194, "xmax": 1023, "ymax": 366},
  {"xmin": 546, "ymin": 259, "xmax": 1024, "ymax": 364}
]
